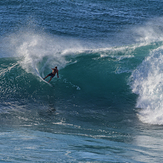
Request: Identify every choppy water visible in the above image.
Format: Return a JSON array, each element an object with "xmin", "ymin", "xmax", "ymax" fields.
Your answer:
[{"xmin": 1, "ymin": 0, "xmax": 163, "ymax": 162}]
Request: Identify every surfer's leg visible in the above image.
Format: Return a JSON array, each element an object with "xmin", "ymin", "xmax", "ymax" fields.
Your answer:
[
  {"xmin": 43, "ymin": 74, "xmax": 49, "ymax": 80},
  {"xmin": 48, "ymin": 77, "xmax": 53, "ymax": 83}
]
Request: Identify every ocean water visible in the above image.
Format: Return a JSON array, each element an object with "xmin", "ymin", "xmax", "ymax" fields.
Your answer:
[{"xmin": 1, "ymin": 0, "xmax": 163, "ymax": 162}]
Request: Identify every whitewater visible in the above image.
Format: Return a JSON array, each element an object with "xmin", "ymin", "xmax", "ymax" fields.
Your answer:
[{"xmin": 1, "ymin": 0, "xmax": 163, "ymax": 162}]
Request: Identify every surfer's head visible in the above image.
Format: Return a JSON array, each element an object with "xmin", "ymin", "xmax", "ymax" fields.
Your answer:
[{"xmin": 55, "ymin": 66, "xmax": 57, "ymax": 69}]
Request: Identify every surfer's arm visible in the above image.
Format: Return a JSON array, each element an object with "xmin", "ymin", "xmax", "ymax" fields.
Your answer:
[{"xmin": 57, "ymin": 70, "xmax": 59, "ymax": 78}]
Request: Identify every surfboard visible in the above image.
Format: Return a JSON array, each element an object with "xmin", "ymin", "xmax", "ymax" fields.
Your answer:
[
  {"xmin": 41, "ymin": 76, "xmax": 53, "ymax": 87},
  {"xmin": 35, "ymin": 69, "xmax": 53, "ymax": 87}
]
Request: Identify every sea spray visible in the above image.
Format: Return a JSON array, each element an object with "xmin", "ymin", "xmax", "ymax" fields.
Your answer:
[
  {"xmin": 133, "ymin": 17, "xmax": 163, "ymax": 43},
  {"xmin": 3, "ymin": 30, "xmax": 90, "ymax": 77}
]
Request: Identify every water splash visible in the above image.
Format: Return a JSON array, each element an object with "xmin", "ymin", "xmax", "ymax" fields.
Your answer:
[{"xmin": 4, "ymin": 30, "xmax": 89, "ymax": 77}]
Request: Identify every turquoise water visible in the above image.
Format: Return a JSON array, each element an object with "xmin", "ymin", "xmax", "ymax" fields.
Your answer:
[{"xmin": 1, "ymin": 0, "xmax": 163, "ymax": 162}]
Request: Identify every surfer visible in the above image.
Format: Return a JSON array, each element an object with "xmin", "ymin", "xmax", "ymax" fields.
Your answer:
[{"xmin": 43, "ymin": 66, "xmax": 59, "ymax": 83}]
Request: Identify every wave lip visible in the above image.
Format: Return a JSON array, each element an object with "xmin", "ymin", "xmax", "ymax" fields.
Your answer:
[{"xmin": 131, "ymin": 46, "xmax": 163, "ymax": 125}]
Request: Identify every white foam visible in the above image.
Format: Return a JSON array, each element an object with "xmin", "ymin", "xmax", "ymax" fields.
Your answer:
[{"xmin": 131, "ymin": 46, "xmax": 163, "ymax": 124}]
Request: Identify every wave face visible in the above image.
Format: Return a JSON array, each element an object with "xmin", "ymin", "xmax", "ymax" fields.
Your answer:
[{"xmin": 0, "ymin": 30, "xmax": 136, "ymax": 109}]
